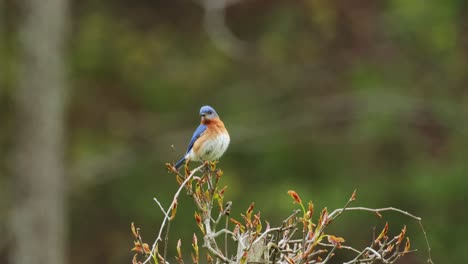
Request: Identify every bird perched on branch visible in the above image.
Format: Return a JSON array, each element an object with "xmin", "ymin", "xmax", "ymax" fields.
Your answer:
[{"xmin": 175, "ymin": 105, "xmax": 230, "ymax": 170}]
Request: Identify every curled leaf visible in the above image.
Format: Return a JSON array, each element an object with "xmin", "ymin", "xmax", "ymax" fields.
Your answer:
[
  {"xmin": 246, "ymin": 202, "xmax": 255, "ymax": 221},
  {"xmin": 192, "ymin": 233, "xmax": 199, "ymax": 263},
  {"xmin": 194, "ymin": 212, "xmax": 204, "ymax": 234},
  {"xmin": 219, "ymin": 186, "xmax": 227, "ymax": 197},
  {"xmin": 192, "ymin": 233, "xmax": 198, "ymax": 251},
  {"xmin": 170, "ymin": 200, "xmax": 178, "ymax": 221},
  {"xmin": 350, "ymin": 189, "xmax": 357, "ymax": 201},
  {"xmin": 206, "ymin": 253, "xmax": 214, "ymax": 264},
  {"xmin": 404, "ymin": 237, "xmax": 411, "ymax": 252},
  {"xmin": 230, "ymin": 217, "xmax": 242, "ymax": 226},
  {"xmin": 176, "ymin": 239, "xmax": 182, "ymax": 259},
  {"xmin": 375, "ymin": 222, "xmax": 389, "ymax": 243},
  {"xmin": 131, "ymin": 222, "xmax": 139, "ymax": 238},
  {"xmin": 254, "ymin": 213, "xmax": 262, "ymax": 234},
  {"xmin": 318, "ymin": 207, "xmax": 329, "ymax": 227},
  {"xmin": 327, "ymin": 235, "xmax": 345, "ymax": 248},
  {"xmin": 395, "ymin": 225, "xmax": 406, "ymax": 245},
  {"xmin": 306, "ymin": 201, "xmax": 314, "ymax": 220},
  {"xmin": 132, "ymin": 241, "xmax": 150, "ymax": 254},
  {"xmin": 131, "ymin": 241, "xmax": 142, "ymax": 253},
  {"xmin": 385, "ymin": 243, "xmax": 394, "ymax": 253},
  {"xmin": 288, "ymin": 190, "xmax": 302, "ymax": 205},
  {"xmin": 143, "ymin": 243, "xmax": 150, "ymax": 254}
]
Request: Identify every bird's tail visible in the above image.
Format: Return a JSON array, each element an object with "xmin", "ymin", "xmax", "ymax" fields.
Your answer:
[{"xmin": 174, "ymin": 156, "xmax": 186, "ymax": 170}]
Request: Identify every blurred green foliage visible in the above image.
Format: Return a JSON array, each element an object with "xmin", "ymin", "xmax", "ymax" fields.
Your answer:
[{"xmin": 2, "ymin": 0, "xmax": 468, "ymax": 263}]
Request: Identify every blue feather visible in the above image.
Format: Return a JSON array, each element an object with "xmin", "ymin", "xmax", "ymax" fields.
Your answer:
[
  {"xmin": 187, "ymin": 124, "xmax": 207, "ymax": 152},
  {"xmin": 175, "ymin": 124, "xmax": 207, "ymax": 169}
]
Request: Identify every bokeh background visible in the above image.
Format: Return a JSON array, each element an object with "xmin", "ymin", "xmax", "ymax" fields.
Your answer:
[{"xmin": 1, "ymin": 0, "xmax": 467, "ymax": 263}]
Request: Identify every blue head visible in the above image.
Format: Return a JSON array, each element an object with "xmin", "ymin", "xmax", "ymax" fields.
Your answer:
[{"xmin": 200, "ymin": 105, "xmax": 218, "ymax": 121}]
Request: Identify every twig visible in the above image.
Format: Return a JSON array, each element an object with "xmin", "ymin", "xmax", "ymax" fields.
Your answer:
[
  {"xmin": 213, "ymin": 229, "xmax": 237, "ymax": 238},
  {"xmin": 329, "ymin": 207, "xmax": 422, "ymax": 221},
  {"xmin": 328, "ymin": 206, "xmax": 433, "ymax": 263},
  {"xmin": 318, "ymin": 242, "xmax": 361, "ymax": 254},
  {"xmin": 318, "ymin": 245, "xmax": 337, "ymax": 264},
  {"xmin": 224, "ymin": 217, "xmax": 229, "ymax": 258},
  {"xmin": 153, "ymin": 198, "xmax": 170, "ymax": 218},
  {"xmin": 418, "ymin": 220, "xmax": 434, "ymax": 264},
  {"xmin": 328, "ymin": 190, "xmax": 356, "ymax": 222},
  {"xmin": 252, "ymin": 227, "xmax": 282, "ymax": 246},
  {"xmin": 143, "ymin": 164, "xmax": 205, "ymax": 264},
  {"xmin": 205, "ymin": 242, "xmax": 235, "ymax": 264},
  {"xmin": 163, "ymin": 221, "xmax": 171, "ymax": 263}
]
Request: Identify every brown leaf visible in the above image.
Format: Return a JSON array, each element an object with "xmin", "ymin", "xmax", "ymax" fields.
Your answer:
[
  {"xmin": 375, "ymin": 211, "xmax": 383, "ymax": 219},
  {"xmin": 246, "ymin": 202, "xmax": 255, "ymax": 220},
  {"xmin": 176, "ymin": 239, "xmax": 182, "ymax": 259},
  {"xmin": 230, "ymin": 217, "xmax": 242, "ymax": 227},
  {"xmin": 131, "ymin": 241, "xmax": 143, "ymax": 253},
  {"xmin": 192, "ymin": 233, "xmax": 199, "ymax": 263},
  {"xmin": 318, "ymin": 207, "xmax": 329, "ymax": 227},
  {"xmin": 307, "ymin": 201, "xmax": 314, "ymax": 220},
  {"xmin": 327, "ymin": 235, "xmax": 345, "ymax": 248},
  {"xmin": 142, "ymin": 243, "xmax": 150, "ymax": 254},
  {"xmin": 192, "ymin": 233, "xmax": 198, "ymax": 250},
  {"xmin": 131, "ymin": 222, "xmax": 139, "ymax": 238},
  {"xmin": 219, "ymin": 186, "xmax": 227, "ymax": 196},
  {"xmin": 394, "ymin": 225, "xmax": 406, "ymax": 245},
  {"xmin": 132, "ymin": 254, "xmax": 139, "ymax": 264},
  {"xmin": 206, "ymin": 253, "xmax": 214, "ymax": 264},
  {"xmin": 404, "ymin": 237, "xmax": 411, "ymax": 252},
  {"xmin": 350, "ymin": 189, "xmax": 357, "ymax": 201},
  {"xmin": 375, "ymin": 222, "xmax": 389, "ymax": 243},
  {"xmin": 194, "ymin": 212, "xmax": 204, "ymax": 234},
  {"xmin": 254, "ymin": 213, "xmax": 262, "ymax": 234},
  {"xmin": 385, "ymin": 244, "xmax": 394, "ymax": 253},
  {"xmin": 241, "ymin": 214, "xmax": 252, "ymax": 229},
  {"xmin": 288, "ymin": 190, "xmax": 302, "ymax": 205},
  {"xmin": 170, "ymin": 200, "xmax": 178, "ymax": 221},
  {"xmin": 230, "ymin": 218, "xmax": 245, "ymax": 233},
  {"xmin": 194, "ymin": 212, "xmax": 202, "ymax": 225}
]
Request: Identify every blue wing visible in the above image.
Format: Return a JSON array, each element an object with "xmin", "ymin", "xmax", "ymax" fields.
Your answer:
[
  {"xmin": 186, "ymin": 124, "xmax": 207, "ymax": 153},
  {"xmin": 175, "ymin": 124, "xmax": 207, "ymax": 170}
]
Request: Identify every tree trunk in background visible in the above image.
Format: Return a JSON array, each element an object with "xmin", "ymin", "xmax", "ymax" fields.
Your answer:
[{"xmin": 10, "ymin": 0, "xmax": 69, "ymax": 263}]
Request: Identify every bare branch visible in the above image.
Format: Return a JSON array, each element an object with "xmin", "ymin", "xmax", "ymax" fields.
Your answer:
[
  {"xmin": 329, "ymin": 207, "xmax": 422, "ymax": 221},
  {"xmin": 143, "ymin": 164, "xmax": 205, "ymax": 264}
]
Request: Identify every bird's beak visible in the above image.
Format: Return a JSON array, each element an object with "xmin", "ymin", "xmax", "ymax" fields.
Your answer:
[{"xmin": 200, "ymin": 113, "xmax": 206, "ymax": 117}]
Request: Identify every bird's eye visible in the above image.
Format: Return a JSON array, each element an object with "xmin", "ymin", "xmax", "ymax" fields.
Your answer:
[{"xmin": 207, "ymin": 111, "xmax": 213, "ymax": 115}]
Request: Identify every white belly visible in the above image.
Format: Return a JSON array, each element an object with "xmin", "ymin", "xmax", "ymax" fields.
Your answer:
[{"xmin": 188, "ymin": 134, "xmax": 230, "ymax": 161}]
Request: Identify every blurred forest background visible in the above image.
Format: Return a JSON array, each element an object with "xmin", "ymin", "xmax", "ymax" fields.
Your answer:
[{"xmin": 1, "ymin": 0, "xmax": 467, "ymax": 263}]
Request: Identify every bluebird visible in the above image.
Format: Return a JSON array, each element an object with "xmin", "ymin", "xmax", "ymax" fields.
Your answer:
[{"xmin": 175, "ymin": 105, "xmax": 230, "ymax": 170}]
